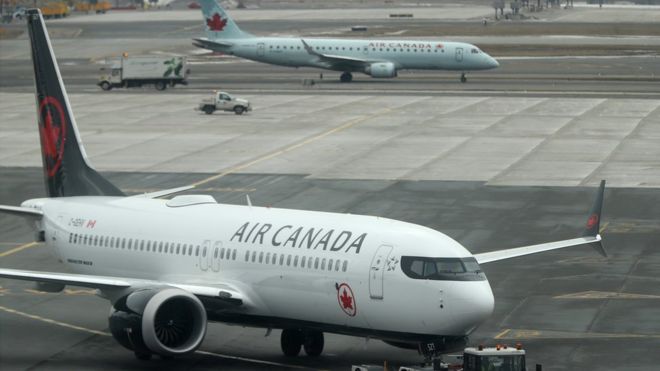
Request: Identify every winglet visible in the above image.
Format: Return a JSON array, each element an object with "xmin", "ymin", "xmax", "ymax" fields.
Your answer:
[{"xmin": 582, "ymin": 180, "xmax": 607, "ymax": 257}]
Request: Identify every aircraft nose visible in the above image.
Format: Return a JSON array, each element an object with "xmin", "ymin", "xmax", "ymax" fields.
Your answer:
[
  {"xmin": 450, "ymin": 281, "xmax": 495, "ymax": 333},
  {"xmin": 487, "ymin": 55, "xmax": 499, "ymax": 69}
]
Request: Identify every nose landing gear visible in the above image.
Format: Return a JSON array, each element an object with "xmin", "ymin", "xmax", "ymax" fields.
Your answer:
[{"xmin": 280, "ymin": 329, "xmax": 325, "ymax": 357}]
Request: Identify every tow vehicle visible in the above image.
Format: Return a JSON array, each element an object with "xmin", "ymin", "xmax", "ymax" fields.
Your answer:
[
  {"xmin": 354, "ymin": 344, "xmax": 527, "ymax": 371},
  {"xmin": 196, "ymin": 91, "xmax": 251, "ymax": 115}
]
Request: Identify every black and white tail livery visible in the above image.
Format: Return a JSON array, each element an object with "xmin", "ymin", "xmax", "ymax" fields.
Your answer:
[{"xmin": 27, "ymin": 9, "xmax": 123, "ymax": 198}]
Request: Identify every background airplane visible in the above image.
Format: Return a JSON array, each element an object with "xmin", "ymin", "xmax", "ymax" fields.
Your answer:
[
  {"xmin": 192, "ymin": 0, "xmax": 499, "ymax": 83},
  {"xmin": 0, "ymin": 8, "xmax": 604, "ymax": 364}
]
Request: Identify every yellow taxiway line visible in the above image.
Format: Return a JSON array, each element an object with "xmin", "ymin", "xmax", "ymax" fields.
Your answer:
[{"xmin": 0, "ymin": 241, "xmax": 39, "ymax": 258}]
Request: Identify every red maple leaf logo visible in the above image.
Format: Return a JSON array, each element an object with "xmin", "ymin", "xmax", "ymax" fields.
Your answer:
[
  {"xmin": 340, "ymin": 289, "xmax": 353, "ymax": 310},
  {"xmin": 40, "ymin": 109, "xmax": 60, "ymax": 160},
  {"xmin": 587, "ymin": 213, "xmax": 599, "ymax": 229},
  {"xmin": 206, "ymin": 13, "xmax": 227, "ymax": 31},
  {"xmin": 38, "ymin": 97, "xmax": 67, "ymax": 177}
]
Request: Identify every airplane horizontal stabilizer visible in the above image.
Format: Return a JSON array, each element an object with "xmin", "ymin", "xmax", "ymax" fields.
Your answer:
[
  {"xmin": 474, "ymin": 180, "xmax": 607, "ymax": 264},
  {"xmin": 0, "ymin": 205, "xmax": 43, "ymax": 220},
  {"xmin": 192, "ymin": 37, "xmax": 234, "ymax": 52}
]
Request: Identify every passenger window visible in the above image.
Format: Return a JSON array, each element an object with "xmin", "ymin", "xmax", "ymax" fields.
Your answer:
[
  {"xmin": 342, "ymin": 260, "xmax": 348, "ymax": 272},
  {"xmin": 177, "ymin": 243, "xmax": 181, "ymax": 254},
  {"xmin": 314, "ymin": 257, "xmax": 319, "ymax": 269},
  {"xmin": 252, "ymin": 251, "xmax": 256, "ymax": 262},
  {"xmin": 122, "ymin": 238, "xmax": 126, "ymax": 249},
  {"xmin": 94, "ymin": 236, "xmax": 98, "ymax": 246},
  {"xmin": 286, "ymin": 255, "xmax": 291, "ymax": 266},
  {"xmin": 83, "ymin": 235, "xmax": 87, "ymax": 245},
  {"xmin": 232, "ymin": 249, "xmax": 237, "ymax": 260},
  {"xmin": 301, "ymin": 256, "xmax": 306, "ymax": 268},
  {"xmin": 272, "ymin": 253, "xmax": 277, "ymax": 264},
  {"xmin": 194, "ymin": 245, "xmax": 199, "ymax": 256},
  {"xmin": 294, "ymin": 255, "xmax": 299, "ymax": 267},
  {"xmin": 202, "ymin": 245, "xmax": 207, "ymax": 258},
  {"xmin": 328, "ymin": 259, "xmax": 333, "ymax": 271},
  {"xmin": 266, "ymin": 252, "xmax": 270, "ymax": 262},
  {"xmin": 279, "ymin": 255, "xmax": 284, "ymax": 265},
  {"xmin": 146, "ymin": 241, "xmax": 151, "ymax": 252},
  {"xmin": 259, "ymin": 251, "xmax": 263, "ymax": 263},
  {"xmin": 245, "ymin": 250, "xmax": 249, "ymax": 261},
  {"xmin": 321, "ymin": 258, "xmax": 326, "ymax": 270},
  {"xmin": 335, "ymin": 261, "xmax": 340, "ymax": 271},
  {"xmin": 129, "ymin": 238, "xmax": 133, "ymax": 250},
  {"xmin": 220, "ymin": 248, "xmax": 225, "ymax": 259},
  {"xmin": 110, "ymin": 236, "xmax": 114, "ymax": 247},
  {"xmin": 214, "ymin": 247, "xmax": 218, "ymax": 259}
]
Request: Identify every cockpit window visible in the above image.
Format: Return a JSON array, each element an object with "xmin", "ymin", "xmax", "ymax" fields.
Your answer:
[
  {"xmin": 401, "ymin": 256, "xmax": 486, "ymax": 281},
  {"xmin": 471, "ymin": 48, "xmax": 479, "ymax": 54}
]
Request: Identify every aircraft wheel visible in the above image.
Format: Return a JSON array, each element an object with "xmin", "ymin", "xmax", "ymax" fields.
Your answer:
[
  {"xmin": 460, "ymin": 73, "xmax": 467, "ymax": 83},
  {"xmin": 281, "ymin": 329, "xmax": 303, "ymax": 357},
  {"xmin": 340, "ymin": 72, "xmax": 353, "ymax": 83},
  {"xmin": 303, "ymin": 330, "xmax": 324, "ymax": 357}
]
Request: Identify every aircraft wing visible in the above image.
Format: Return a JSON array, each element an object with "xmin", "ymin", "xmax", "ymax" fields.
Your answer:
[
  {"xmin": 192, "ymin": 37, "xmax": 234, "ymax": 52},
  {"xmin": 128, "ymin": 185, "xmax": 195, "ymax": 199},
  {"xmin": 474, "ymin": 180, "xmax": 607, "ymax": 264},
  {"xmin": 301, "ymin": 39, "xmax": 379, "ymax": 70},
  {"xmin": 0, "ymin": 268, "xmax": 245, "ymax": 306},
  {"xmin": 0, "ymin": 205, "xmax": 43, "ymax": 221}
]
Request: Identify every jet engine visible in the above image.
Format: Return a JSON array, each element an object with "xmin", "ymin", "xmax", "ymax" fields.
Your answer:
[
  {"xmin": 109, "ymin": 287, "xmax": 207, "ymax": 357},
  {"xmin": 365, "ymin": 62, "xmax": 397, "ymax": 78}
]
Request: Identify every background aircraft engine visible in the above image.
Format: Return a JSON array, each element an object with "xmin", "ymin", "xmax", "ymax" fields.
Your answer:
[
  {"xmin": 109, "ymin": 287, "xmax": 207, "ymax": 356},
  {"xmin": 365, "ymin": 62, "xmax": 397, "ymax": 78}
]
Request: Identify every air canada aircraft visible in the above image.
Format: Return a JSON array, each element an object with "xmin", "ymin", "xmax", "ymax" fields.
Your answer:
[
  {"xmin": 0, "ymin": 9, "xmax": 605, "ymax": 363},
  {"xmin": 192, "ymin": 0, "xmax": 499, "ymax": 83}
]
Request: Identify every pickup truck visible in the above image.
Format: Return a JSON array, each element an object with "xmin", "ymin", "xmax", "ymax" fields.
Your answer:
[{"xmin": 197, "ymin": 91, "xmax": 251, "ymax": 115}]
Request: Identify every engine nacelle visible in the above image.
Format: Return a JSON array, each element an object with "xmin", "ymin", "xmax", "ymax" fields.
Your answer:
[
  {"xmin": 109, "ymin": 287, "xmax": 207, "ymax": 356},
  {"xmin": 365, "ymin": 62, "xmax": 397, "ymax": 78}
]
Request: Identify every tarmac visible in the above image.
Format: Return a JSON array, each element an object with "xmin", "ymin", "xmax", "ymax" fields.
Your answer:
[{"xmin": 1, "ymin": 3, "xmax": 660, "ymax": 371}]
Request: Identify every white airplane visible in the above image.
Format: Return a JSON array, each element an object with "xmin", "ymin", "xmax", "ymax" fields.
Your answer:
[
  {"xmin": 192, "ymin": 0, "xmax": 499, "ymax": 83},
  {"xmin": 0, "ymin": 9, "xmax": 605, "ymax": 363}
]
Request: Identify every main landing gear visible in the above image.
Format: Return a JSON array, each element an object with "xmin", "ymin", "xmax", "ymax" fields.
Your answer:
[
  {"xmin": 340, "ymin": 72, "xmax": 353, "ymax": 83},
  {"xmin": 280, "ymin": 329, "xmax": 324, "ymax": 357},
  {"xmin": 460, "ymin": 73, "xmax": 467, "ymax": 83}
]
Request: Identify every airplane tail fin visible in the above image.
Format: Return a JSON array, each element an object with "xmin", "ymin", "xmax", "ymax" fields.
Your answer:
[
  {"xmin": 582, "ymin": 180, "xmax": 607, "ymax": 257},
  {"xmin": 26, "ymin": 9, "xmax": 124, "ymax": 198},
  {"xmin": 199, "ymin": 0, "xmax": 252, "ymax": 39}
]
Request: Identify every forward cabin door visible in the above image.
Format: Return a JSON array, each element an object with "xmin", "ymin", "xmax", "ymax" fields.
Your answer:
[
  {"xmin": 257, "ymin": 42, "xmax": 265, "ymax": 58},
  {"xmin": 455, "ymin": 47, "xmax": 464, "ymax": 63},
  {"xmin": 369, "ymin": 244, "xmax": 393, "ymax": 299}
]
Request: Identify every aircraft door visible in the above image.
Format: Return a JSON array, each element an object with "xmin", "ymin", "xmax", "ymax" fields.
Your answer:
[
  {"xmin": 211, "ymin": 241, "xmax": 222, "ymax": 272},
  {"xmin": 369, "ymin": 244, "xmax": 393, "ymax": 299},
  {"xmin": 455, "ymin": 47, "xmax": 464, "ymax": 63},
  {"xmin": 199, "ymin": 240, "xmax": 210, "ymax": 271},
  {"xmin": 257, "ymin": 42, "xmax": 265, "ymax": 58}
]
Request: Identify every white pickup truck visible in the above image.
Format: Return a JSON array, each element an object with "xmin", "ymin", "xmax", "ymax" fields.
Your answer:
[{"xmin": 197, "ymin": 91, "xmax": 251, "ymax": 115}]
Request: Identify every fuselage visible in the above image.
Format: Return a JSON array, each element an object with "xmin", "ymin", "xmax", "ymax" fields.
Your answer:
[
  {"xmin": 223, "ymin": 37, "xmax": 499, "ymax": 72},
  {"xmin": 24, "ymin": 194, "xmax": 494, "ymax": 343}
]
